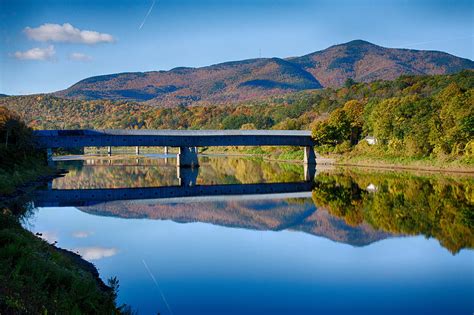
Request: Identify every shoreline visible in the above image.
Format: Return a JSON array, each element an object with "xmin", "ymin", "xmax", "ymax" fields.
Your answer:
[
  {"xmin": 0, "ymin": 168, "xmax": 122, "ymax": 313},
  {"xmin": 50, "ymin": 151, "xmax": 474, "ymax": 175},
  {"xmin": 200, "ymin": 150, "xmax": 474, "ymax": 174},
  {"xmin": 332, "ymin": 161, "xmax": 474, "ymax": 175}
]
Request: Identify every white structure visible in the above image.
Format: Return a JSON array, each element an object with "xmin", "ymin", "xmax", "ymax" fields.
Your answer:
[{"xmin": 364, "ymin": 136, "xmax": 378, "ymax": 145}]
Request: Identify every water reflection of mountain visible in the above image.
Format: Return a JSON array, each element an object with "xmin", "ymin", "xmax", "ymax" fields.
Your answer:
[{"xmin": 78, "ymin": 198, "xmax": 391, "ymax": 246}]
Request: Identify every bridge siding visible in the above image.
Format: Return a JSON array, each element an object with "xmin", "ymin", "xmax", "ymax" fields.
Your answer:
[
  {"xmin": 33, "ymin": 129, "xmax": 315, "ymax": 148},
  {"xmin": 34, "ymin": 134, "xmax": 314, "ymax": 148},
  {"xmin": 33, "ymin": 129, "xmax": 317, "ymax": 166}
]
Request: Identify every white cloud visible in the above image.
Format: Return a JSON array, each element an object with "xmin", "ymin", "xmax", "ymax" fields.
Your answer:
[
  {"xmin": 14, "ymin": 45, "xmax": 55, "ymax": 61},
  {"xmin": 24, "ymin": 23, "xmax": 115, "ymax": 45},
  {"xmin": 69, "ymin": 52, "xmax": 92, "ymax": 62},
  {"xmin": 74, "ymin": 247, "xmax": 118, "ymax": 260},
  {"xmin": 72, "ymin": 230, "xmax": 94, "ymax": 238}
]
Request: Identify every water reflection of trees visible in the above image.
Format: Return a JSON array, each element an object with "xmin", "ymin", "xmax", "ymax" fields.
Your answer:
[
  {"xmin": 53, "ymin": 157, "xmax": 303, "ymax": 189},
  {"xmin": 54, "ymin": 161, "xmax": 179, "ymax": 189},
  {"xmin": 312, "ymin": 171, "xmax": 474, "ymax": 254},
  {"xmin": 198, "ymin": 157, "xmax": 303, "ymax": 185}
]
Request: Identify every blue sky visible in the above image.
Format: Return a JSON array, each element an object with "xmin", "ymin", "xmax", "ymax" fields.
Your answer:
[{"xmin": 1, "ymin": 0, "xmax": 473, "ymax": 95}]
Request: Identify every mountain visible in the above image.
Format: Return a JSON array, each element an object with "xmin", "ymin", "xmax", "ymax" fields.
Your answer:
[
  {"xmin": 290, "ymin": 40, "xmax": 474, "ymax": 87},
  {"xmin": 55, "ymin": 58, "xmax": 322, "ymax": 106},
  {"xmin": 78, "ymin": 199, "xmax": 391, "ymax": 247},
  {"xmin": 53, "ymin": 40, "xmax": 473, "ymax": 106}
]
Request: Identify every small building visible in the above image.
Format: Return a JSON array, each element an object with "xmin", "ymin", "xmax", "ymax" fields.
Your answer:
[
  {"xmin": 364, "ymin": 136, "xmax": 378, "ymax": 145},
  {"xmin": 366, "ymin": 183, "xmax": 378, "ymax": 193}
]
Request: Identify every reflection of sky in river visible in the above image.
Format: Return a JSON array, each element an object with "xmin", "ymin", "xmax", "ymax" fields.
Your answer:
[{"xmin": 26, "ymin": 206, "xmax": 474, "ymax": 315}]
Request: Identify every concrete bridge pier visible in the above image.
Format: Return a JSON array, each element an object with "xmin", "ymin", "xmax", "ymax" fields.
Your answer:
[
  {"xmin": 46, "ymin": 148, "xmax": 53, "ymax": 166},
  {"xmin": 304, "ymin": 146, "xmax": 316, "ymax": 165},
  {"xmin": 107, "ymin": 146, "xmax": 112, "ymax": 156},
  {"xmin": 304, "ymin": 164, "xmax": 316, "ymax": 182},
  {"xmin": 303, "ymin": 146, "xmax": 316, "ymax": 182},
  {"xmin": 177, "ymin": 147, "xmax": 199, "ymax": 168},
  {"xmin": 164, "ymin": 146, "xmax": 169, "ymax": 155},
  {"xmin": 135, "ymin": 146, "xmax": 140, "ymax": 155},
  {"xmin": 177, "ymin": 166, "xmax": 198, "ymax": 187}
]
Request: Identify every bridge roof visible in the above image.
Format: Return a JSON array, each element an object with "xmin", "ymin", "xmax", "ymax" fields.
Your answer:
[{"xmin": 33, "ymin": 129, "xmax": 312, "ymax": 137}]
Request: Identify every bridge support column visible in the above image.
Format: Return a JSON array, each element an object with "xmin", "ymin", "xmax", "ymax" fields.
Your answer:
[
  {"xmin": 135, "ymin": 146, "xmax": 140, "ymax": 155},
  {"xmin": 107, "ymin": 146, "xmax": 112, "ymax": 156},
  {"xmin": 164, "ymin": 146, "xmax": 168, "ymax": 155},
  {"xmin": 46, "ymin": 148, "xmax": 53, "ymax": 166},
  {"xmin": 304, "ymin": 146, "xmax": 316, "ymax": 165},
  {"xmin": 177, "ymin": 147, "xmax": 199, "ymax": 168},
  {"xmin": 177, "ymin": 167, "xmax": 198, "ymax": 187},
  {"xmin": 304, "ymin": 164, "xmax": 316, "ymax": 182},
  {"xmin": 304, "ymin": 146, "xmax": 316, "ymax": 182}
]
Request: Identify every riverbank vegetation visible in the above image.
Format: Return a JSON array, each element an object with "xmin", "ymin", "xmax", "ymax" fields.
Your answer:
[
  {"xmin": 0, "ymin": 199, "xmax": 134, "ymax": 314},
  {"xmin": 0, "ymin": 106, "xmax": 54, "ymax": 195},
  {"xmin": 0, "ymin": 107, "xmax": 131, "ymax": 314},
  {"xmin": 312, "ymin": 71, "xmax": 473, "ymax": 166},
  {"xmin": 311, "ymin": 170, "xmax": 474, "ymax": 254}
]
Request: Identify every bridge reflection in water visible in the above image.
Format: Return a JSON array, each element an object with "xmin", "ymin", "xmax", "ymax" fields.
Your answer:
[
  {"xmin": 34, "ymin": 180, "xmax": 314, "ymax": 207},
  {"xmin": 37, "ymin": 155, "xmax": 317, "ymax": 207}
]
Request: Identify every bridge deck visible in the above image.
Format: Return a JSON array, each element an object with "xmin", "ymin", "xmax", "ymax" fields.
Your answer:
[{"xmin": 34, "ymin": 129, "xmax": 312, "ymax": 137}]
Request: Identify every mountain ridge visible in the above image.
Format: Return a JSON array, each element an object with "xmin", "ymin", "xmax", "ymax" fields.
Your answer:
[{"xmin": 54, "ymin": 40, "xmax": 474, "ymax": 106}]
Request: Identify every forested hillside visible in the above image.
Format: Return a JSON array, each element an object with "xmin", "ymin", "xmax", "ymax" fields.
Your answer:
[
  {"xmin": 312, "ymin": 70, "xmax": 473, "ymax": 162},
  {"xmin": 1, "ymin": 70, "xmax": 473, "ymax": 162}
]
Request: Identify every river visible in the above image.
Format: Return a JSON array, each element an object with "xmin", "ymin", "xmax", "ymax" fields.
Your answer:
[{"xmin": 23, "ymin": 155, "xmax": 474, "ymax": 314}]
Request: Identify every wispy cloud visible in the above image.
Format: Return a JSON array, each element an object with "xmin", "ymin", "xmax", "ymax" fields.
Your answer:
[
  {"xmin": 24, "ymin": 23, "xmax": 114, "ymax": 45},
  {"xmin": 139, "ymin": 0, "xmax": 156, "ymax": 30},
  {"xmin": 14, "ymin": 45, "xmax": 55, "ymax": 61},
  {"xmin": 74, "ymin": 246, "xmax": 118, "ymax": 260},
  {"xmin": 69, "ymin": 52, "xmax": 92, "ymax": 62}
]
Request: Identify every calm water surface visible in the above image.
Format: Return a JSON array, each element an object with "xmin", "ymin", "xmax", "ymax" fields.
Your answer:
[{"xmin": 25, "ymin": 155, "xmax": 474, "ymax": 314}]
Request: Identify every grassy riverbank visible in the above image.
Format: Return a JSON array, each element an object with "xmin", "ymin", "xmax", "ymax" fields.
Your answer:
[
  {"xmin": 0, "ymin": 152, "xmax": 54, "ymax": 196},
  {"xmin": 200, "ymin": 145, "xmax": 474, "ymax": 173},
  {"xmin": 1, "ymin": 188, "xmax": 131, "ymax": 314},
  {"xmin": 335, "ymin": 155, "xmax": 473, "ymax": 173},
  {"xmin": 0, "ymin": 106, "xmax": 57, "ymax": 196},
  {"xmin": 0, "ymin": 209, "xmax": 123, "ymax": 313},
  {"xmin": 327, "ymin": 140, "xmax": 473, "ymax": 172}
]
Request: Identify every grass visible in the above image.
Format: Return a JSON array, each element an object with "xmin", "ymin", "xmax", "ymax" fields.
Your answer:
[
  {"xmin": 0, "ymin": 147, "xmax": 132, "ymax": 314},
  {"xmin": 0, "ymin": 211, "xmax": 124, "ymax": 314},
  {"xmin": 0, "ymin": 149, "xmax": 55, "ymax": 196},
  {"xmin": 316, "ymin": 141, "xmax": 474, "ymax": 172}
]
